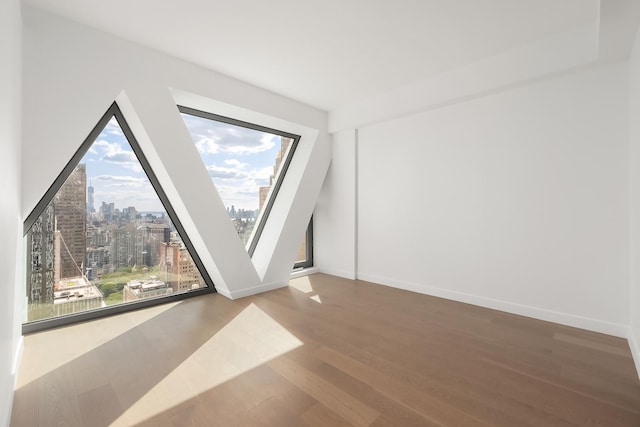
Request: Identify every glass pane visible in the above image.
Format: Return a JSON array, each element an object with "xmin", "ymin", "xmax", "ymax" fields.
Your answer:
[
  {"xmin": 181, "ymin": 112, "xmax": 294, "ymax": 251},
  {"xmin": 295, "ymin": 234, "xmax": 307, "ymax": 264},
  {"xmin": 293, "ymin": 219, "xmax": 313, "ymax": 269},
  {"xmin": 25, "ymin": 117, "xmax": 208, "ymax": 323}
]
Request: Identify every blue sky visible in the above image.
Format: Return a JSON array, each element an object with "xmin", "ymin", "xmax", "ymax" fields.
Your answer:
[
  {"xmin": 180, "ymin": 113, "xmax": 282, "ymax": 211},
  {"xmin": 81, "ymin": 118, "xmax": 160, "ymax": 212},
  {"xmin": 80, "ymin": 115, "xmax": 283, "ymax": 213}
]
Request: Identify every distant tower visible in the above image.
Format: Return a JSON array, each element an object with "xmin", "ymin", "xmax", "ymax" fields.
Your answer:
[
  {"xmin": 258, "ymin": 137, "xmax": 293, "ymax": 211},
  {"xmin": 87, "ymin": 180, "xmax": 95, "ymax": 214}
]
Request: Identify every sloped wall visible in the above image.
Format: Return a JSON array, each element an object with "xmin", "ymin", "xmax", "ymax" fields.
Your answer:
[{"xmin": 0, "ymin": 0, "xmax": 23, "ymax": 424}]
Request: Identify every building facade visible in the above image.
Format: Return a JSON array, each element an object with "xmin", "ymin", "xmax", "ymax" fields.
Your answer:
[{"xmin": 53, "ymin": 163, "xmax": 87, "ymax": 279}]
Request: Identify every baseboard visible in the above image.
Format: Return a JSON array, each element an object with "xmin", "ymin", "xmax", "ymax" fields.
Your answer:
[
  {"xmin": 213, "ymin": 286, "xmax": 232, "ymax": 299},
  {"xmin": 629, "ymin": 330, "xmax": 640, "ymax": 381},
  {"xmin": 317, "ymin": 267, "xmax": 356, "ymax": 280},
  {"xmin": 357, "ymin": 273, "xmax": 629, "ymax": 338},
  {"xmin": 227, "ymin": 280, "xmax": 289, "ymax": 299},
  {"xmin": 291, "ymin": 267, "xmax": 319, "ymax": 279}
]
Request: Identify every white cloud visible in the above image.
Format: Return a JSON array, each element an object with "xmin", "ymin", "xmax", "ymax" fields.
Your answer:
[
  {"xmin": 253, "ymin": 166, "xmax": 274, "ymax": 180},
  {"xmin": 206, "ymin": 163, "xmax": 275, "ymax": 184},
  {"xmin": 183, "ymin": 114, "xmax": 279, "ymax": 155},
  {"xmin": 104, "ymin": 118, "xmax": 124, "ymax": 137},
  {"xmin": 94, "ymin": 175, "xmax": 148, "ymax": 186},
  {"xmin": 195, "ymin": 137, "xmax": 220, "ymax": 154},
  {"xmin": 206, "ymin": 165, "xmax": 249, "ymax": 180},
  {"xmin": 93, "ymin": 139, "xmax": 111, "ymax": 149},
  {"xmin": 92, "ymin": 140, "xmax": 142, "ymax": 172},
  {"xmin": 224, "ymin": 159, "xmax": 248, "ymax": 168}
]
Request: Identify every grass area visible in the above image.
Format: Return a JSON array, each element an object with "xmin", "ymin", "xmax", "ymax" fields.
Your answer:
[
  {"xmin": 105, "ymin": 291, "xmax": 124, "ymax": 306},
  {"xmin": 96, "ymin": 265, "xmax": 161, "ymax": 300}
]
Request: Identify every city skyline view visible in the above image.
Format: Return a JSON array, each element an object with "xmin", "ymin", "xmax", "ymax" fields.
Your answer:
[
  {"xmin": 83, "ymin": 117, "xmax": 163, "ymax": 212},
  {"xmin": 25, "ymin": 114, "xmax": 209, "ymax": 323},
  {"xmin": 85, "ymin": 115, "xmax": 288, "ymax": 214},
  {"xmin": 24, "ymin": 109, "xmax": 307, "ymax": 323}
]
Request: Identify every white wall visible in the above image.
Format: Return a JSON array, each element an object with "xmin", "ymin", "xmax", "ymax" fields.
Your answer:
[
  {"xmin": 22, "ymin": 6, "xmax": 330, "ymax": 298},
  {"xmin": 629, "ymin": 26, "xmax": 640, "ymax": 376},
  {"xmin": 319, "ymin": 62, "xmax": 631, "ymax": 336},
  {"xmin": 0, "ymin": 0, "xmax": 22, "ymax": 424},
  {"xmin": 316, "ymin": 129, "xmax": 357, "ymax": 279}
]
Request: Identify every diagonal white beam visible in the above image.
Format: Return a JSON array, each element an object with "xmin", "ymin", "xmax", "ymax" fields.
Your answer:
[
  {"xmin": 117, "ymin": 86, "xmax": 260, "ymax": 296},
  {"xmin": 170, "ymin": 89, "xmax": 331, "ymax": 296}
]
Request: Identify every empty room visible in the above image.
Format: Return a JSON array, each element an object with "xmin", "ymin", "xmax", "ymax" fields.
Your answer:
[{"xmin": 2, "ymin": 0, "xmax": 640, "ymax": 426}]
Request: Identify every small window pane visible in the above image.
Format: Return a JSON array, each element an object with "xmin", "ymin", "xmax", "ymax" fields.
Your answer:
[
  {"xmin": 295, "ymin": 234, "xmax": 307, "ymax": 264},
  {"xmin": 294, "ymin": 219, "xmax": 313, "ymax": 269}
]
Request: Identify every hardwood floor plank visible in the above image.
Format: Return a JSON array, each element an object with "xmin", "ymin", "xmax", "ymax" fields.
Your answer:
[
  {"xmin": 77, "ymin": 384, "xmax": 122, "ymax": 427},
  {"xmin": 37, "ymin": 364, "xmax": 83, "ymax": 427},
  {"xmin": 284, "ymin": 344, "xmax": 442, "ymax": 427},
  {"xmin": 10, "ymin": 379, "xmax": 39, "ymax": 427},
  {"xmin": 313, "ymin": 345, "xmax": 489, "ymax": 427},
  {"xmin": 300, "ymin": 403, "xmax": 353, "ymax": 427},
  {"xmin": 268, "ymin": 356, "xmax": 380, "ymax": 427}
]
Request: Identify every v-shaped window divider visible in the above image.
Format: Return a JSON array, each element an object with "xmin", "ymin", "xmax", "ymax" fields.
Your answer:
[
  {"xmin": 22, "ymin": 102, "xmax": 215, "ymax": 334},
  {"xmin": 178, "ymin": 105, "xmax": 301, "ymax": 258}
]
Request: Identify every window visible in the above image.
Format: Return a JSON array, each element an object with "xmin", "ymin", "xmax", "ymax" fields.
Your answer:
[
  {"xmin": 294, "ymin": 218, "xmax": 313, "ymax": 270},
  {"xmin": 179, "ymin": 106, "xmax": 304, "ymax": 258},
  {"xmin": 23, "ymin": 103, "xmax": 214, "ymax": 332}
]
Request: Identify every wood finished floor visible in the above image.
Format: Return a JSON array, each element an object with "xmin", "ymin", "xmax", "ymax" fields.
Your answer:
[{"xmin": 10, "ymin": 273, "xmax": 640, "ymax": 426}]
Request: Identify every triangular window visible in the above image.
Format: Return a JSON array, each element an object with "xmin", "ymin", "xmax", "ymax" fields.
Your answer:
[
  {"xmin": 179, "ymin": 107, "xmax": 300, "ymax": 256},
  {"xmin": 23, "ymin": 103, "xmax": 214, "ymax": 332}
]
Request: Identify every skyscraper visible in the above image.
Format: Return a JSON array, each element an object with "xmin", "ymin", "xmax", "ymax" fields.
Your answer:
[
  {"xmin": 26, "ymin": 205, "xmax": 56, "ymax": 307},
  {"xmin": 54, "ymin": 163, "xmax": 87, "ymax": 279},
  {"xmin": 258, "ymin": 136, "xmax": 293, "ymax": 210},
  {"xmin": 87, "ymin": 180, "xmax": 95, "ymax": 214},
  {"xmin": 160, "ymin": 241, "xmax": 204, "ymax": 291}
]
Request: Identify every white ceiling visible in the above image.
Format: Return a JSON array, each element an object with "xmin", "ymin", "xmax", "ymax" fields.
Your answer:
[{"xmin": 23, "ymin": 0, "xmax": 600, "ymax": 111}]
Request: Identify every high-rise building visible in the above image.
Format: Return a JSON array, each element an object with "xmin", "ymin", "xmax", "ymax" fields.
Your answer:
[
  {"xmin": 139, "ymin": 223, "xmax": 170, "ymax": 266},
  {"xmin": 26, "ymin": 205, "xmax": 56, "ymax": 308},
  {"xmin": 258, "ymin": 137, "xmax": 293, "ymax": 211},
  {"xmin": 110, "ymin": 222, "xmax": 143, "ymax": 268},
  {"xmin": 257, "ymin": 137, "xmax": 306, "ymax": 262},
  {"xmin": 99, "ymin": 201, "xmax": 116, "ymax": 221},
  {"xmin": 87, "ymin": 180, "xmax": 95, "ymax": 214},
  {"xmin": 160, "ymin": 241, "xmax": 204, "ymax": 291},
  {"xmin": 53, "ymin": 163, "xmax": 87, "ymax": 279}
]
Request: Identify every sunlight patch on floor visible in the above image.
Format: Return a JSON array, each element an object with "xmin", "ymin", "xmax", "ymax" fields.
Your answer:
[
  {"xmin": 289, "ymin": 276, "xmax": 314, "ymax": 293},
  {"xmin": 112, "ymin": 303, "xmax": 303, "ymax": 426},
  {"xmin": 16, "ymin": 301, "xmax": 180, "ymax": 387},
  {"xmin": 290, "ymin": 277, "xmax": 322, "ymax": 303}
]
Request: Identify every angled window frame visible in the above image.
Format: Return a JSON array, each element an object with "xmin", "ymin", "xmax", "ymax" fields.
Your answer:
[
  {"xmin": 178, "ymin": 105, "xmax": 301, "ymax": 258},
  {"xmin": 293, "ymin": 217, "xmax": 314, "ymax": 270},
  {"xmin": 22, "ymin": 102, "xmax": 216, "ymax": 334}
]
